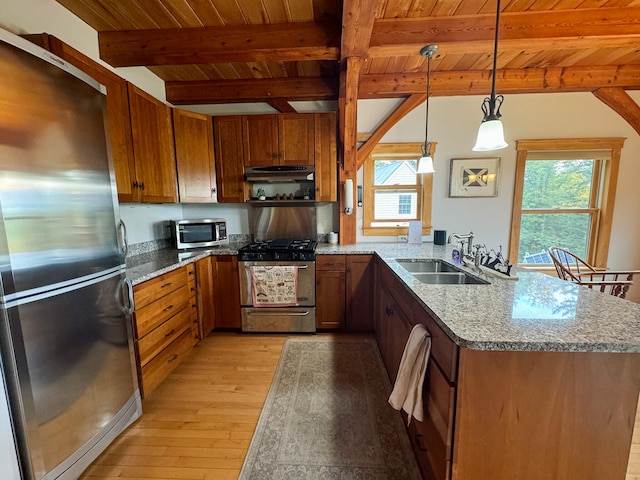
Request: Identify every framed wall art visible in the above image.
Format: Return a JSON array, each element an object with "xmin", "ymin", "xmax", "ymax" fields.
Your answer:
[{"xmin": 448, "ymin": 157, "xmax": 501, "ymax": 197}]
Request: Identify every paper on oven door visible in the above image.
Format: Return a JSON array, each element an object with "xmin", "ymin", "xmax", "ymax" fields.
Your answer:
[{"xmin": 250, "ymin": 266, "xmax": 299, "ymax": 307}]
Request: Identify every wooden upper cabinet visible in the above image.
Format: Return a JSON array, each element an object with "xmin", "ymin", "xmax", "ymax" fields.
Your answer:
[
  {"xmin": 278, "ymin": 114, "xmax": 315, "ymax": 166},
  {"xmin": 22, "ymin": 34, "xmax": 137, "ymax": 203},
  {"xmin": 242, "ymin": 114, "xmax": 279, "ymax": 166},
  {"xmin": 127, "ymin": 84, "xmax": 178, "ymax": 203},
  {"xmin": 213, "ymin": 116, "xmax": 247, "ymax": 203},
  {"xmin": 314, "ymin": 112, "xmax": 337, "ymax": 202},
  {"xmin": 242, "ymin": 113, "xmax": 315, "ymax": 166},
  {"xmin": 173, "ymin": 109, "xmax": 217, "ymax": 203}
]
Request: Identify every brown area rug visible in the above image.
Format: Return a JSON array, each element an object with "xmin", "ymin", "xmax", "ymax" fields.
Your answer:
[{"xmin": 238, "ymin": 336, "xmax": 422, "ymax": 479}]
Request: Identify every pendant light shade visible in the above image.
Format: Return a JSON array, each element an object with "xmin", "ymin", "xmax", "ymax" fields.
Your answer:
[
  {"xmin": 417, "ymin": 155, "xmax": 435, "ymax": 174},
  {"xmin": 472, "ymin": 0, "xmax": 508, "ymax": 152},
  {"xmin": 473, "ymin": 119, "xmax": 507, "ymax": 151},
  {"xmin": 419, "ymin": 44, "xmax": 438, "ymax": 174}
]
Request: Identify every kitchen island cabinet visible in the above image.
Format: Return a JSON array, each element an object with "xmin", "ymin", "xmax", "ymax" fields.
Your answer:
[{"xmin": 373, "ymin": 257, "xmax": 640, "ymax": 480}]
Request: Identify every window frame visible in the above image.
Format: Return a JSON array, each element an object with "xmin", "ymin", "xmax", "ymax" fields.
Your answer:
[
  {"xmin": 509, "ymin": 138, "xmax": 624, "ymax": 269},
  {"xmin": 363, "ymin": 143, "xmax": 433, "ymax": 236}
]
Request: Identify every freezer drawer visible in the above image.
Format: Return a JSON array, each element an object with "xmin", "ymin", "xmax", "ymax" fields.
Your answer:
[{"xmin": 241, "ymin": 307, "xmax": 316, "ymax": 333}]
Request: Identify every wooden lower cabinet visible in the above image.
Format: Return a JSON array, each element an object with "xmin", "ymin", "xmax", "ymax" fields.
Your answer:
[
  {"xmin": 132, "ymin": 263, "xmax": 196, "ymax": 398},
  {"xmin": 316, "ymin": 254, "xmax": 374, "ymax": 331},
  {"xmin": 376, "ymin": 261, "xmax": 640, "ymax": 480},
  {"xmin": 195, "ymin": 256, "xmax": 215, "ymax": 337},
  {"xmin": 316, "ymin": 255, "xmax": 346, "ymax": 329},
  {"xmin": 346, "ymin": 255, "xmax": 374, "ymax": 331},
  {"xmin": 211, "ymin": 255, "xmax": 242, "ymax": 329}
]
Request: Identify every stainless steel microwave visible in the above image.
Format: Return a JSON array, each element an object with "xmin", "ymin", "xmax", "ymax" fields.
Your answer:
[{"xmin": 170, "ymin": 219, "xmax": 229, "ymax": 249}]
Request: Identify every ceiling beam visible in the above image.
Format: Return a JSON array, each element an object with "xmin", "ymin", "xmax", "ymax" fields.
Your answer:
[
  {"xmin": 166, "ymin": 77, "xmax": 338, "ymax": 105},
  {"xmin": 98, "ymin": 22, "xmax": 340, "ymax": 67},
  {"xmin": 266, "ymin": 99, "xmax": 298, "ymax": 113},
  {"xmin": 592, "ymin": 87, "xmax": 640, "ymax": 136},
  {"xmin": 356, "ymin": 93, "xmax": 426, "ymax": 170},
  {"xmin": 164, "ymin": 65, "xmax": 640, "ymax": 104},
  {"xmin": 359, "ymin": 65, "xmax": 640, "ymax": 98},
  {"xmin": 340, "ymin": 0, "xmax": 381, "ymax": 59},
  {"xmin": 369, "ymin": 7, "xmax": 640, "ymax": 58}
]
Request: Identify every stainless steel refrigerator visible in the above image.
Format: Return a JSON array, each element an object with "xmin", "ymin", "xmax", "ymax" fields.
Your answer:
[{"xmin": 0, "ymin": 29, "xmax": 142, "ymax": 479}]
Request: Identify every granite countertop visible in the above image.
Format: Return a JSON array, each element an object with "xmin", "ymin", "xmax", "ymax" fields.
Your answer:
[{"xmin": 126, "ymin": 241, "xmax": 640, "ymax": 353}]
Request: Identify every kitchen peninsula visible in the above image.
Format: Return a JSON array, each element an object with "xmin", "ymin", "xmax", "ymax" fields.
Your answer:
[{"xmin": 126, "ymin": 241, "xmax": 640, "ymax": 480}]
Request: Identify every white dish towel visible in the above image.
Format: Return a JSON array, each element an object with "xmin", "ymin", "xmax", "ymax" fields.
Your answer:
[{"xmin": 388, "ymin": 323, "xmax": 432, "ymax": 425}]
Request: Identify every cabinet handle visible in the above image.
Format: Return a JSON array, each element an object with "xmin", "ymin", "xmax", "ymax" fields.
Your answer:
[
  {"xmin": 164, "ymin": 328, "xmax": 175, "ymax": 337},
  {"xmin": 161, "ymin": 282, "xmax": 172, "ymax": 288},
  {"xmin": 163, "ymin": 304, "xmax": 174, "ymax": 312},
  {"xmin": 139, "ymin": 182, "xmax": 145, "ymax": 190},
  {"xmin": 168, "ymin": 353, "xmax": 178, "ymax": 363},
  {"xmin": 133, "ymin": 180, "xmax": 139, "ymax": 189},
  {"xmin": 211, "ymin": 187, "xmax": 216, "ymax": 193},
  {"xmin": 415, "ymin": 434, "xmax": 428, "ymax": 452},
  {"xmin": 190, "ymin": 287, "xmax": 196, "ymax": 292},
  {"xmin": 385, "ymin": 305, "xmax": 394, "ymax": 316}
]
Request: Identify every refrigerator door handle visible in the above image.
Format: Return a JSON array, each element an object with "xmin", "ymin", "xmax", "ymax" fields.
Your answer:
[
  {"xmin": 118, "ymin": 220, "xmax": 128, "ymax": 258},
  {"xmin": 120, "ymin": 277, "xmax": 135, "ymax": 316}
]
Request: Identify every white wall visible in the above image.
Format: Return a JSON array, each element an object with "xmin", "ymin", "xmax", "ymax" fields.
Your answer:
[{"xmin": 2, "ymin": 0, "xmax": 639, "ymax": 302}]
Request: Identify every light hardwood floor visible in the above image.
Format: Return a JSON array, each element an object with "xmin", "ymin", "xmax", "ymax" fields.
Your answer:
[{"xmin": 80, "ymin": 332, "xmax": 640, "ymax": 480}]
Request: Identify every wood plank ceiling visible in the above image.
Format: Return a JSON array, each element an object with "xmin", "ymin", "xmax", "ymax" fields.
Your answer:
[{"xmin": 55, "ymin": 0, "xmax": 640, "ymax": 109}]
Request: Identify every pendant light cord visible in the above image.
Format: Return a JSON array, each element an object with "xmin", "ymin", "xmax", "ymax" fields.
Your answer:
[
  {"xmin": 489, "ymin": 0, "xmax": 501, "ymax": 108},
  {"xmin": 423, "ymin": 51, "xmax": 431, "ymax": 157}
]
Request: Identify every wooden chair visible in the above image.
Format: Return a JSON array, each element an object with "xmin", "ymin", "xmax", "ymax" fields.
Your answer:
[{"xmin": 548, "ymin": 246, "xmax": 639, "ymax": 299}]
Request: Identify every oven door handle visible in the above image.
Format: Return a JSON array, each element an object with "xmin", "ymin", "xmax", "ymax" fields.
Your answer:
[
  {"xmin": 243, "ymin": 264, "xmax": 309, "ymax": 269},
  {"xmin": 247, "ymin": 311, "xmax": 310, "ymax": 316}
]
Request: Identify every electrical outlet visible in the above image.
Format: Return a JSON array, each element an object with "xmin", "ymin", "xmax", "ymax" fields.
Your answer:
[{"xmin": 397, "ymin": 235, "xmax": 408, "ymax": 243}]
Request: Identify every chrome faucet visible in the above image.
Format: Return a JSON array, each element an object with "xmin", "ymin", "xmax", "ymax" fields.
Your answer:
[{"xmin": 447, "ymin": 231, "xmax": 474, "ymax": 256}]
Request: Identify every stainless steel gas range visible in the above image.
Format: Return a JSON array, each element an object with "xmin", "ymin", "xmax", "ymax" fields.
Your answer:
[{"xmin": 238, "ymin": 239, "xmax": 317, "ymax": 333}]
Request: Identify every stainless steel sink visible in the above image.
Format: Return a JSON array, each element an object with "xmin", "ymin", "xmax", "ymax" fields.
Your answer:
[
  {"xmin": 396, "ymin": 259, "xmax": 489, "ymax": 285},
  {"xmin": 411, "ymin": 272, "xmax": 488, "ymax": 285},
  {"xmin": 396, "ymin": 259, "xmax": 461, "ymax": 273}
]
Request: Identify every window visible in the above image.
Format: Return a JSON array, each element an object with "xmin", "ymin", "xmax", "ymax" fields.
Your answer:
[
  {"xmin": 509, "ymin": 138, "xmax": 624, "ymax": 269},
  {"xmin": 363, "ymin": 143, "xmax": 433, "ymax": 236},
  {"xmin": 398, "ymin": 194, "xmax": 412, "ymax": 215}
]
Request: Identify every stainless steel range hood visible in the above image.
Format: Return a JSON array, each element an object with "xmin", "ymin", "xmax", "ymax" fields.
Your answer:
[{"xmin": 244, "ymin": 165, "xmax": 314, "ymax": 183}]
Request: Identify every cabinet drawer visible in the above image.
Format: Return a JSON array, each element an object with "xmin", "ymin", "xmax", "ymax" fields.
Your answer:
[
  {"xmin": 141, "ymin": 328, "xmax": 194, "ymax": 398},
  {"xmin": 408, "ymin": 361, "xmax": 455, "ymax": 480},
  {"xmin": 137, "ymin": 306, "xmax": 192, "ymax": 367},
  {"xmin": 316, "ymin": 255, "xmax": 346, "ymax": 270},
  {"xmin": 133, "ymin": 266, "xmax": 191, "ymax": 309},
  {"xmin": 134, "ymin": 284, "xmax": 190, "ymax": 338},
  {"xmin": 414, "ymin": 305, "xmax": 458, "ymax": 383},
  {"xmin": 380, "ymin": 264, "xmax": 414, "ymax": 319}
]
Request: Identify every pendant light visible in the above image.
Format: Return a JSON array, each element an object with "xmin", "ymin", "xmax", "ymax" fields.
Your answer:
[
  {"xmin": 417, "ymin": 44, "xmax": 438, "ymax": 174},
  {"xmin": 472, "ymin": 0, "xmax": 508, "ymax": 151}
]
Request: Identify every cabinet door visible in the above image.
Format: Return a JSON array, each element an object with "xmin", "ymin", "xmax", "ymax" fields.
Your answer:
[
  {"xmin": 212, "ymin": 255, "xmax": 242, "ymax": 329},
  {"xmin": 173, "ymin": 109, "xmax": 217, "ymax": 203},
  {"xmin": 242, "ymin": 114, "xmax": 279, "ymax": 166},
  {"xmin": 314, "ymin": 112, "xmax": 337, "ymax": 201},
  {"xmin": 316, "ymin": 270, "xmax": 346, "ymax": 329},
  {"xmin": 213, "ymin": 116, "xmax": 246, "ymax": 202},
  {"xmin": 278, "ymin": 114, "xmax": 314, "ymax": 165},
  {"xmin": 128, "ymin": 84, "xmax": 178, "ymax": 203},
  {"xmin": 28, "ymin": 35, "xmax": 138, "ymax": 202},
  {"xmin": 377, "ymin": 285, "xmax": 413, "ymax": 383},
  {"xmin": 196, "ymin": 256, "xmax": 215, "ymax": 338},
  {"xmin": 346, "ymin": 255, "xmax": 374, "ymax": 332}
]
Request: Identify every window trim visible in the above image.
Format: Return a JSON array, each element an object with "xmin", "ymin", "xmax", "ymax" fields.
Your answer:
[
  {"xmin": 509, "ymin": 138, "xmax": 624, "ymax": 269},
  {"xmin": 363, "ymin": 143, "xmax": 433, "ymax": 236}
]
